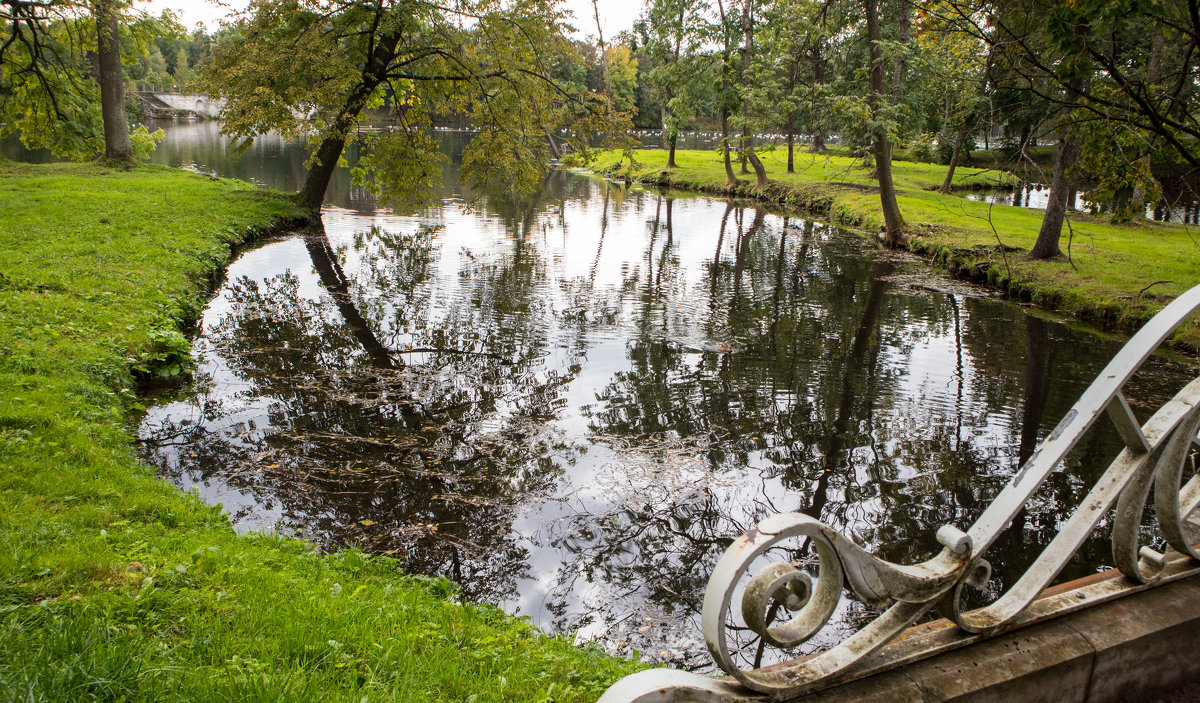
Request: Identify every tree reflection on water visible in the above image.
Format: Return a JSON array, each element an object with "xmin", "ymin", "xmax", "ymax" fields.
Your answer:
[{"xmin": 140, "ymin": 170, "xmax": 1195, "ymax": 670}]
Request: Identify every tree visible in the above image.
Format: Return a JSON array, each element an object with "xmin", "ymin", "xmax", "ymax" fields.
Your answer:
[
  {"xmin": 865, "ymin": 0, "xmax": 906, "ymax": 245},
  {"xmin": 204, "ymin": 0, "xmax": 626, "ymax": 214},
  {"xmin": 736, "ymin": 0, "xmax": 767, "ymax": 189},
  {"xmin": 642, "ymin": 0, "xmax": 709, "ymax": 169},
  {"xmin": 938, "ymin": 0, "xmax": 1200, "ymax": 257},
  {"xmin": 605, "ymin": 44, "xmax": 639, "ymax": 114},
  {"xmin": 0, "ymin": 0, "xmax": 164, "ymax": 162},
  {"xmin": 911, "ymin": 3, "xmax": 990, "ymax": 192},
  {"xmin": 711, "ymin": 0, "xmax": 739, "ymax": 187},
  {"xmin": 93, "ymin": 0, "xmax": 130, "ymax": 163},
  {"xmin": 171, "ymin": 44, "xmax": 192, "ymax": 87}
]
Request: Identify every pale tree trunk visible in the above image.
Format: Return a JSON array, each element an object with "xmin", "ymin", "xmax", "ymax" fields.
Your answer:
[
  {"xmin": 591, "ymin": 0, "xmax": 611, "ymax": 96},
  {"xmin": 809, "ymin": 44, "xmax": 827, "ymax": 153},
  {"xmin": 717, "ymin": 0, "xmax": 737, "ymax": 186},
  {"xmin": 866, "ymin": 0, "xmax": 905, "ymax": 245},
  {"xmin": 95, "ymin": 0, "xmax": 131, "ymax": 164},
  {"xmin": 741, "ymin": 0, "xmax": 767, "ymax": 189}
]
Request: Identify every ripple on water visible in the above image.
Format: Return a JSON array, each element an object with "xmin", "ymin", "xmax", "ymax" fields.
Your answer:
[{"xmin": 130, "ymin": 128, "xmax": 1199, "ymax": 671}]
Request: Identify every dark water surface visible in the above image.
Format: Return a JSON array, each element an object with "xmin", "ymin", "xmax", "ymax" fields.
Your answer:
[{"xmin": 8, "ymin": 122, "xmax": 1196, "ymax": 669}]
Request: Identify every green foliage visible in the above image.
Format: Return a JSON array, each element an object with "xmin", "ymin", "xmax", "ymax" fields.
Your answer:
[
  {"xmin": 352, "ymin": 129, "xmax": 446, "ymax": 214},
  {"xmin": 129, "ymin": 125, "xmax": 166, "ymax": 160},
  {"xmin": 203, "ymin": 0, "xmax": 630, "ymax": 208},
  {"xmin": 0, "ymin": 3, "xmax": 176, "ymax": 161},
  {"xmin": 909, "ymin": 132, "xmax": 935, "ymax": 163}
]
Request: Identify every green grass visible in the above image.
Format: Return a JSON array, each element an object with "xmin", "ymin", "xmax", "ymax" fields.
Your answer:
[
  {"xmin": 581, "ymin": 147, "xmax": 1200, "ymax": 349},
  {"xmin": 0, "ymin": 162, "xmax": 644, "ymax": 701}
]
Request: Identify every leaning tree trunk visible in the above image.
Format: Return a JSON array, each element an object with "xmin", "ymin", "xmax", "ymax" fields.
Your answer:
[
  {"xmin": 939, "ymin": 126, "xmax": 969, "ymax": 193},
  {"xmin": 865, "ymin": 0, "xmax": 905, "ymax": 246},
  {"xmin": 95, "ymin": 0, "xmax": 131, "ymax": 164},
  {"xmin": 299, "ymin": 82, "xmax": 377, "ymax": 212},
  {"xmin": 1028, "ymin": 130, "xmax": 1080, "ymax": 259}
]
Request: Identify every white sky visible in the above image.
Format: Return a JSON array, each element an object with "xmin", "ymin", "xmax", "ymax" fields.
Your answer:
[{"xmin": 139, "ymin": 0, "xmax": 644, "ymax": 38}]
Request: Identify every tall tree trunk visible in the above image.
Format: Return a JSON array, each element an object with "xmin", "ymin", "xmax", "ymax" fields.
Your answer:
[
  {"xmin": 1129, "ymin": 27, "xmax": 1163, "ymax": 215},
  {"xmin": 668, "ymin": 133, "xmax": 678, "ymax": 168},
  {"xmin": 809, "ymin": 44, "xmax": 827, "ymax": 153},
  {"xmin": 591, "ymin": 0, "xmax": 611, "ymax": 96},
  {"xmin": 865, "ymin": 0, "xmax": 905, "ymax": 246},
  {"xmin": 787, "ymin": 115, "xmax": 796, "ymax": 173},
  {"xmin": 721, "ymin": 102, "xmax": 736, "ymax": 186},
  {"xmin": 1028, "ymin": 130, "xmax": 1079, "ymax": 259},
  {"xmin": 889, "ymin": 2, "xmax": 909, "ymax": 106},
  {"xmin": 717, "ymin": 0, "xmax": 737, "ymax": 187},
  {"xmin": 661, "ymin": 104, "xmax": 673, "ymax": 166},
  {"xmin": 741, "ymin": 0, "xmax": 767, "ymax": 189},
  {"xmin": 95, "ymin": 0, "xmax": 131, "ymax": 164}
]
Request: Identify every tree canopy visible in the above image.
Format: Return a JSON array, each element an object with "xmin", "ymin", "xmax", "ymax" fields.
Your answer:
[
  {"xmin": 0, "ymin": 0, "xmax": 166, "ymax": 161},
  {"xmin": 203, "ymin": 0, "xmax": 629, "ymax": 212}
]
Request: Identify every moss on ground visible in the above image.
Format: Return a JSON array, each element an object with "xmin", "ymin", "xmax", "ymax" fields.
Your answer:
[
  {"xmin": 577, "ymin": 148, "xmax": 1200, "ymax": 349},
  {"xmin": 0, "ymin": 162, "xmax": 644, "ymax": 702}
]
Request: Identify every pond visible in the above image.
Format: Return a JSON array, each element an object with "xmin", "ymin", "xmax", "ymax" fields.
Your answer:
[
  {"xmin": 963, "ymin": 182, "xmax": 1198, "ymax": 225},
  {"xmin": 6, "ymin": 121, "xmax": 1197, "ymax": 671}
]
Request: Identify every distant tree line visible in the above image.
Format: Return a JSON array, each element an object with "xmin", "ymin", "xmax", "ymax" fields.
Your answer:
[
  {"xmin": 592, "ymin": 0, "xmax": 1199, "ymax": 256},
  {"xmin": 3, "ymin": 0, "xmax": 1195, "ymax": 257}
]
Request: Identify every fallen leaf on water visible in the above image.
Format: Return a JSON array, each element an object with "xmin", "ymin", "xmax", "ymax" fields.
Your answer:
[{"xmin": 360, "ymin": 520, "xmax": 375, "ymax": 526}]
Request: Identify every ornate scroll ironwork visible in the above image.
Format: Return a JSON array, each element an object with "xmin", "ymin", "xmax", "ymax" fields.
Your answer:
[{"xmin": 600, "ymin": 284, "xmax": 1200, "ymax": 703}]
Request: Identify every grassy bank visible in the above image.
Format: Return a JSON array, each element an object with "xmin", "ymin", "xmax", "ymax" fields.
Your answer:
[
  {"xmin": 582, "ymin": 148, "xmax": 1200, "ymax": 349},
  {"xmin": 0, "ymin": 162, "xmax": 642, "ymax": 701}
]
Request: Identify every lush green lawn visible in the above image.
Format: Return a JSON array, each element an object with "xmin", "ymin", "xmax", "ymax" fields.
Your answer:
[
  {"xmin": 583, "ymin": 147, "xmax": 1200, "ymax": 348},
  {"xmin": 0, "ymin": 162, "xmax": 643, "ymax": 701}
]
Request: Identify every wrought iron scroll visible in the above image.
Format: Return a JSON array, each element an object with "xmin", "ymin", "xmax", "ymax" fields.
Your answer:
[{"xmin": 599, "ymin": 283, "xmax": 1200, "ymax": 703}]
